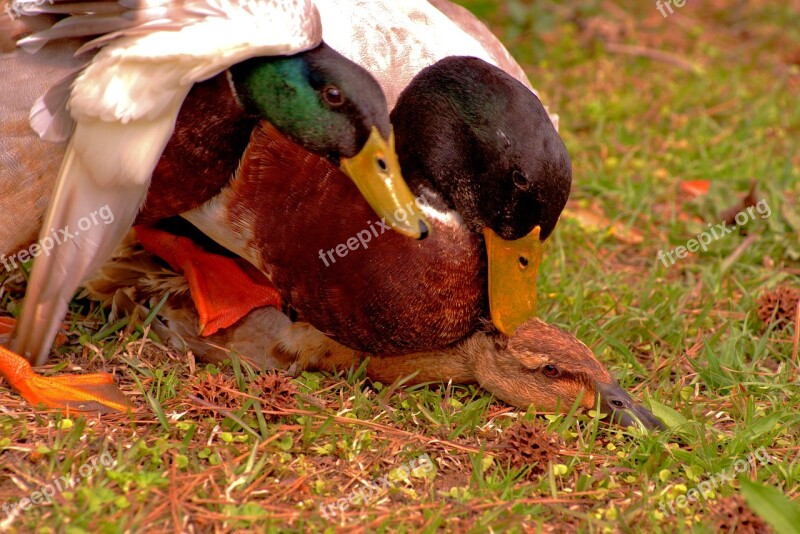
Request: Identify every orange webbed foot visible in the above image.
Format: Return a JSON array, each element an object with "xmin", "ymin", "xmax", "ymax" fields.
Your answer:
[
  {"xmin": 0, "ymin": 343, "xmax": 131, "ymax": 414},
  {"xmin": 135, "ymin": 225, "xmax": 282, "ymax": 336}
]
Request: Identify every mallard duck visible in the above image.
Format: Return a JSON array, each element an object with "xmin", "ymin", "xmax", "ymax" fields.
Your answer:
[
  {"xmin": 288, "ymin": 315, "xmax": 664, "ymax": 430},
  {"xmin": 2, "ymin": 0, "xmax": 434, "ymax": 411},
  {"xmin": 78, "ymin": 237, "xmax": 663, "ymax": 430}
]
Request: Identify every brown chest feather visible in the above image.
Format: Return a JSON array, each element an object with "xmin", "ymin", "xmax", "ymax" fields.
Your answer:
[{"xmin": 229, "ymin": 123, "xmax": 487, "ymax": 354}]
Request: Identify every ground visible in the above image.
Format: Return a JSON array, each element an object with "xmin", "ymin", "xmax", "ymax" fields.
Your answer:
[{"xmin": 1, "ymin": 0, "xmax": 799, "ymax": 532}]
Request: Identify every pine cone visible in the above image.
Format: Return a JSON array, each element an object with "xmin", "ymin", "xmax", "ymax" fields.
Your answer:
[
  {"xmin": 757, "ymin": 285, "xmax": 800, "ymax": 330},
  {"xmin": 250, "ymin": 372, "xmax": 299, "ymax": 413},
  {"xmin": 709, "ymin": 495, "xmax": 769, "ymax": 534},
  {"xmin": 187, "ymin": 372, "xmax": 243, "ymax": 412},
  {"xmin": 496, "ymin": 421, "xmax": 562, "ymax": 476}
]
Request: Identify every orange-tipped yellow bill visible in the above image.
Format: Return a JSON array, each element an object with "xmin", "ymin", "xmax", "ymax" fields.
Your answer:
[
  {"xmin": 0, "ymin": 344, "xmax": 131, "ymax": 413},
  {"xmin": 484, "ymin": 226, "xmax": 543, "ymax": 336},
  {"xmin": 340, "ymin": 127, "xmax": 431, "ymax": 240}
]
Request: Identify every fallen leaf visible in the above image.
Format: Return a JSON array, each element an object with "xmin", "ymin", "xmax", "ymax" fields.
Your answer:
[
  {"xmin": 680, "ymin": 180, "xmax": 711, "ymax": 197},
  {"xmin": 562, "ymin": 202, "xmax": 644, "ymax": 244},
  {"xmin": 720, "ymin": 181, "xmax": 760, "ymax": 225}
]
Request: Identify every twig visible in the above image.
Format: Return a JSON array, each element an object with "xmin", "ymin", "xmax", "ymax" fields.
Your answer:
[
  {"xmin": 720, "ymin": 233, "xmax": 759, "ymax": 274},
  {"xmin": 792, "ymin": 301, "xmax": 800, "ymax": 376},
  {"xmin": 606, "ymin": 43, "xmax": 702, "ymax": 73}
]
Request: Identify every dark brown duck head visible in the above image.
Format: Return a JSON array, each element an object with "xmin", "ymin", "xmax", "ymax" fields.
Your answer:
[{"xmin": 392, "ymin": 56, "xmax": 571, "ymax": 242}]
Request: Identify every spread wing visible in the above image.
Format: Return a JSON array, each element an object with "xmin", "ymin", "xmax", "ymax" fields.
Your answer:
[{"xmin": 11, "ymin": 0, "xmax": 322, "ymax": 364}]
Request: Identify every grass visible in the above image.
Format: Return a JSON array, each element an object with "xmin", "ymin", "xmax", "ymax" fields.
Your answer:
[{"xmin": 1, "ymin": 0, "xmax": 799, "ymax": 531}]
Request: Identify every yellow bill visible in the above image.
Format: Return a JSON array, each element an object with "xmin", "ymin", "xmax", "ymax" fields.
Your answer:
[
  {"xmin": 484, "ymin": 226, "xmax": 543, "ymax": 336},
  {"xmin": 340, "ymin": 127, "xmax": 430, "ymax": 240}
]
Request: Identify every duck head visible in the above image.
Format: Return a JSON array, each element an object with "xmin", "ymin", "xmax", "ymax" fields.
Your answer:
[
  {"xmin": 391, "ymin": 56, "xmax": 572, "ymax": 334},
  {"xmin": 474, "ymin": 318, "xmax": 664, "ymax": 430},
  {"xmin": 229, "ymin": 43, "xmax": 429, "ymax": 239}
]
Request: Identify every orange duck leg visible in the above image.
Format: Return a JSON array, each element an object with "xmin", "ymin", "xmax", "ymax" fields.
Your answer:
[
  {"xmin": 0, "ymin": 318, "xmax": 130, "ymax": 413},
  {"xmin": 135, "ymin": 225, "xmax": 282, "ymax": 336}
]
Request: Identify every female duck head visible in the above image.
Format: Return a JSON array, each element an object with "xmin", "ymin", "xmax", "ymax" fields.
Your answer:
[
  {"xmin": 477, "ymin": 318, "xmax": 665, "ymax": 430},
  {"xmin": 391, "ymin": 57, "xmax": 572, "ymax": 335},
  {"xmin": 229, "ymin": 43, "xmax": 429, "ymax": 239}
]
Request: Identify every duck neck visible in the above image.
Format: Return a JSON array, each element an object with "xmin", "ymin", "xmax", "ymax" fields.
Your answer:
[
  {"xmin": 298, "ymin": 324, "xmax": 507, "ymax": 391},
  {"xmin": 362, "ymin": 335, "xmax": 498, "ymax": 386}
]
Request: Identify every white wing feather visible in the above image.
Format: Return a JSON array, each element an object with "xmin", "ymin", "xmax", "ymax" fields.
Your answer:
[
  {"xmin": 13, "ymin": 0, "xmax": 322, "ymax": 363},
  {"xmin": 313, "ymin": 0, "xmax": 496, "ymax": 110}
]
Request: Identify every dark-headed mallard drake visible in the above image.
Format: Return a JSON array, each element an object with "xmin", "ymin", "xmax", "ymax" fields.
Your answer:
[{"xmin": 1, "ymin": 0, "xmax": 439, "ymax": 411}]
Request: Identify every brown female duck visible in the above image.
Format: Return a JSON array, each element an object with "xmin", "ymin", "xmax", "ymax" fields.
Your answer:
[{"xmin": 81, "ymin": 252, "xmax": 663, "ymax": 430}]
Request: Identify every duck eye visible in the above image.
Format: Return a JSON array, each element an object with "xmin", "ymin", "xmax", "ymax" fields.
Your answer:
[
  {"xmin": 322, "ymin": 85, "xmax": 344, "ymax": 106},
  {"xmin": 542, "ymin": 364, "xmax": 560, "ymax": 378},
  {"xmin": 512, "ymin": 170, "xmax": 529, "ymax": 191}
]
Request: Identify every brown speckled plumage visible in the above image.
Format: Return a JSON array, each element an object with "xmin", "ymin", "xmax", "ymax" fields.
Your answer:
[{"xmin": 0, "ymin": 12, "xmax": 80, "ymax": 257}]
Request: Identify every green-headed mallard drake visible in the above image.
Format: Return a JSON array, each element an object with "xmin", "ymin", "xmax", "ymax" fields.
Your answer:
[{"xmin": 2, "ymin": 0, "xmax": 437, "ymax": 411}]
